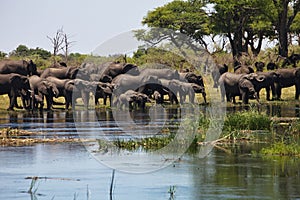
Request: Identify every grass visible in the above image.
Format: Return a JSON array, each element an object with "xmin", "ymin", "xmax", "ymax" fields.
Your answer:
[{"xmin": 260, "ymin": 141, "xmax": 300, "ymax": 156}]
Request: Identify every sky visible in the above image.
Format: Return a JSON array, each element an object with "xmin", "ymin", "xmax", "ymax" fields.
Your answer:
[{"xmin": 0, "ymin": 0, "xmax": 172, "ymax": 54}]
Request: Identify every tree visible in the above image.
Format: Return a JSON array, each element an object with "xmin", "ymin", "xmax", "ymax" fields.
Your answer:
[
  {"xmin": 272, "ymin": 0, "xmax": 300, "ymax": 57},
  {"xmin": 139, "ymin": 0, "xmax": 210, "ymax": 51},
  {"xmin": 62, "ymin": 33, "xmax": 75, "ymax": 62},
  {"xmin": 47, "ymin": 28, "xmax": 65, "ymax": 61},
  {"xmin": 13, "ymin": 44, "xmax": 30, "ymax": 57},
  {"xmin": 47, "ymin": 27, "xmax": 75, "ymax": 63},
  {"xmin": 210, "ymin": 0, "xmax": 274, "ymax": 63},
  {"xmin": 0, "ymin": 51, "xmax": 7, "ymax": 59}
]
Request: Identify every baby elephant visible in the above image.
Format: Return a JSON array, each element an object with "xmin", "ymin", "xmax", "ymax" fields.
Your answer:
[{"xmin": 115, "ymin": 90, "xmax": 150, "ymax": 110}]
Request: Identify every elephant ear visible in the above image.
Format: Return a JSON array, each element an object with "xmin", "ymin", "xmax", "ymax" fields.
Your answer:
[
  {"xmin": 295, "ymin": 68, "xmax": 300, "ymax": 78},
  {"xmin": 239, "ymin": 79, "xmax": 251, "ymax": 89},
  {"xmin": 10, "ymin": 75, "xmax": 23, "ymax": 88}
]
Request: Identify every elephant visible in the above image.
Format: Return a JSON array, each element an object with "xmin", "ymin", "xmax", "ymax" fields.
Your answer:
[
  {"xmin": 114, "ymin": 90, "xmax": 150, "ymax": 109},
  {"xmin": 180, "ymin": 72, "xmax": 204, "ymax": 87},
  {"xmin": 41, "ymin": 66, "xmax": 88, "ymax": 80},
  {"xmin": 0, "ymin": 59, "xmax": 37, "ymax": 76},
  {"xmin": 94, "ymin": 82, "xmax": 114, "ymax": 106},
  {"xmin": 211, "ymin": 64, "xmax": 228, "ymax": 88},
  {"xmin": 255, "ymin": 61, "xmax": 265, "ymax": 72},
  {"xmin": 266, "ymin": 62, "xmax": 278, "ymax": 70},
  {"xmin": 219, "ymin": 72, "xmax": 265, "ymax": 104},
  {"xmin": 0, "ymin": 73, "xmax": 31, "ymax": 110},
  {"xmin": 273, "ymin": 68, "xmax": 300, "ymax": 100},
  {"xmin": 255, "ymin": 71, "xmax": 279, "ymax": 101},
  {"xmin": 282, "ymin": 53, "xmax": 300, "ymax": 67},
  {"xmin": 112, "ymin": 74, "xmax": 162, "ymax": 97},
  {"xmin": 100, "ymin": 62, "xmax": 140, "ymax": 80},
  {"xmin": 234, "ymin": 65, "xmax": 255, "ymax": 74},
  {"xmin": 71, "ymin": 79, "xmax": 97, "ymax": 109},
  {"xmin": 139, "ymin": 68, "xmax": 180, "ymax": 80},
  {"xmin": 28, "ymin": 75, "xmax": 59, "ymax": 110},
  {"xmin": 179, "ymin": 72, "xmax": 207, "ymax": 103},
  {"xmin": 158, "ymin": 79, "xmax": 182, "ymax": 104},
  {"xmin": 89, "ymin": 73, "xmax": 112, "ymax": 83},
  {"xmin": 45, "ymin": 77, "xmax": 76, "ymax": 109},
  {"xmin": 49, "ymin": 62, "xmax": 67, "ymax": 68}
]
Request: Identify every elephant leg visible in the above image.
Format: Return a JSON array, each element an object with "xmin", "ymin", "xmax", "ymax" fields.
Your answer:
[
  {"xmin": 202, "ymin": 92, "xmax": 207, "ymax": 104},
  {"xmin": 8, "ymin": 91, "xmax": 17, "ymax": 110},
  {"xmin": 270, "ymin": 84, "xmax": 276, "ymax": 100},
  {"xmin": 295, "ymin": 84, "xmax": 300, "ymax": 100},
  {"xmin": 46, "ymin": 96, "xmax": 53, "ymax": 110},
  {"xmin": 276, "ymin": 85, "xmax": 282, "ymax": 100},
  {"xmin": 103, "ymin": 96, "xmax": 107, "ymax": 105},
  {"xmin": 265, "ymin": 87, "xmax": 270, "ymax": 101},
  {"xmin": 241, "ymin": 92, "xmax": 248, "ymax": 104}
]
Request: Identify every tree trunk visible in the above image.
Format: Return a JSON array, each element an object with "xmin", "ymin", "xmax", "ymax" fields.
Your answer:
[{"xmin": 277, "ymin": 0, "xmax": 289, "ymax": 57}]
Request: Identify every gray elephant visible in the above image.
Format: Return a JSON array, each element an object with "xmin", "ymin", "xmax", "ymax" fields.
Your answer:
[
  {"xmin": 41, "ymin": 66, "xmax": 87, "ymax": 80},
  {"xmin": 94, "ymin": 82, "xmax": 114, "ymax": 106},
  {"xmin": 46, "ymin": 77, "xmax": 76, "ymax": 109},
  {"xmin": 211, "ymin": 64, "xmax": 228, "ymax": 88},
  {"xmin": 72, "ymin": 79, "xmax": 97, "ymax": 109},
  {"xmin": 0, "ymin": 73, "xmax": 30, "ymax": 110},
  {"xmin": 255, "ymin": 62, "xmax": 265, "ymax": 72},
  {"xmin": 114, "ymin": 90, "xmax": 150, "ymax": 109},
  {"xmin": 28, "ymin": 75, "xmax": 59, "ymax": 110},
  {"xmin": 266, "ymin": 62, "xmax": 278, "ymax": 70},
  {"xmin": 274, "ymin": 68, "xmax": 300, "ymax": 100},
  {"xmin": 281, "ymin": 53, "xmax": 300, "ymax": 67},
  {"xmin": 100, "ymin": 62, "xmax": 140, "ymax": 80},
  {"xmin": 139, "ymin": 68, "xmax": 180, "ymax": 80},
  {"xmin": 112, "ymin": 74, "xmax": 162, "ymax": 96},
  {"xmin": 0, "ymin": 59, "xmax": 37, "ymax": 76},
  {"xmin": 219, "ymin": 72, "xmax": 265, "ymax": 104},
  {"xmin": 255, "ymin": 71, "xmax": 279, "ymax": 101},
  {"xmin": 159, "ymin": 79, "xmax": 182, "ymax": 104},
  {"xmin": 234, "ymin": 65, "xmax": 255, "ymax": 74}
]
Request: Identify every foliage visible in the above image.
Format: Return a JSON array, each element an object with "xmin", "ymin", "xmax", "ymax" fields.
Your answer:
[
  {"xmin": 224, "ymin": 110, "xmax": 271, "ymax": 131},
  {"xmin": 10, "ymin": 44, "xmax": 51, "ymax": 59},
  {"xmin": 0, "ymin": 51, "xmax": 7, "ymax": 59},
  {"xmin": 132, "ymin": 47, "xmax": 191, "ymax": 70},
  {"xmin": 261, "ymin": 141, "xmax": 300, "ymax": 156},
  {"xmin": 141, "ymin": 0, "xmax": 209, "ymax": 48},
  {"xmin": 140, "ymin": 0, "xmax": 300, "ymax": 61}
]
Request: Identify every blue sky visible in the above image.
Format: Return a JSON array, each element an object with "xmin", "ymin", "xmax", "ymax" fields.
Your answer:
[{"xmin": 0, "ymin": 0, "xmax": 172, "ymax": 54}]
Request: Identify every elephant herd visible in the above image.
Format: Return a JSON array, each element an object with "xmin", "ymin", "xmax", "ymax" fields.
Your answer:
[
  {"xmin": 212, "ymin": 61, "xmax": 300, "ymax": 104},
  {"xmin": 1, "ymin": 58, "xmax": 299, "ymax": 111},
  {"xmin": 0, "ymin": 59, "xmax": 207, "ymax": 111}
]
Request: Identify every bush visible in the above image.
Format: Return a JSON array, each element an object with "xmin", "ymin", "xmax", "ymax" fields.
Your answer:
[{"xmin": 224, "ymin": 110, "xmax": 271, "ymax": 131}]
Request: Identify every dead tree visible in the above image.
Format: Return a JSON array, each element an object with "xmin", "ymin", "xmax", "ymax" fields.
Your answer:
[
  {"xmin": 47, "ymin": 28, "xmax": 64, "ymax": 63},
  {"xmin": 62, "ymin": 33, "xmax": 75, "ymax": 63}
]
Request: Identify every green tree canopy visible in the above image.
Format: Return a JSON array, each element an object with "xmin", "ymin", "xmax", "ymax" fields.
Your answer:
[
  {"xmin": 140, "ymin": 0, "xmax": 300, "ymax": 64},
  {"xmin": 141, "ymin": 0, "xmax": 210, "ymax": 49}
]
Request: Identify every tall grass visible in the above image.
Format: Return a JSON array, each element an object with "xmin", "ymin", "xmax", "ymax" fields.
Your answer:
[{"xmin": 224, "ymin": 110, "xmax": 271, "ymax": 132}]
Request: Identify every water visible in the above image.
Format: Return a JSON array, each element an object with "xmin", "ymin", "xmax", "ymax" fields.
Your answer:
[{"xmin": 0, "ymin": 104, "xmax": 300, "ymax": 199}]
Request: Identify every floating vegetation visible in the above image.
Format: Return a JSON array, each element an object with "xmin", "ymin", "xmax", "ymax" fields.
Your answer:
[
  {"xmin": 0, "ymin": 127, "xmax": 93, "ymax": 146},
  {"xmin": 113, "ymin": 135, "xmax": 174, "ymax": 151}
]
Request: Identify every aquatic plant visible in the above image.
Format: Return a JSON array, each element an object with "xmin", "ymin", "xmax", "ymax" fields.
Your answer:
[
  {"xmin": 168, "ymin": 185, "xmax": 176, "ymax": 200},
  {"xmin": 260, "ymin": 142, "xmax": 300, "ymax": 156},
  {"xmin": 224, "ymin": 110, "xmax": 271, "ymax": 132}
]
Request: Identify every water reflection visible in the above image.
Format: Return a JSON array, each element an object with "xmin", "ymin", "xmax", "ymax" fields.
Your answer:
[{"xmin": 190, "ymin": 146, "xmax": 300, "ymax": 199}]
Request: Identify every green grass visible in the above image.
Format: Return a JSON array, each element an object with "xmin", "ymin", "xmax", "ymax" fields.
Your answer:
[
  {"xmin": 260, "ymin": 142, "xmax": 300, "ymax": 156},
  {"xmin": 224, "ymin": 110, "xmax": 271, "ymax": 131}
]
